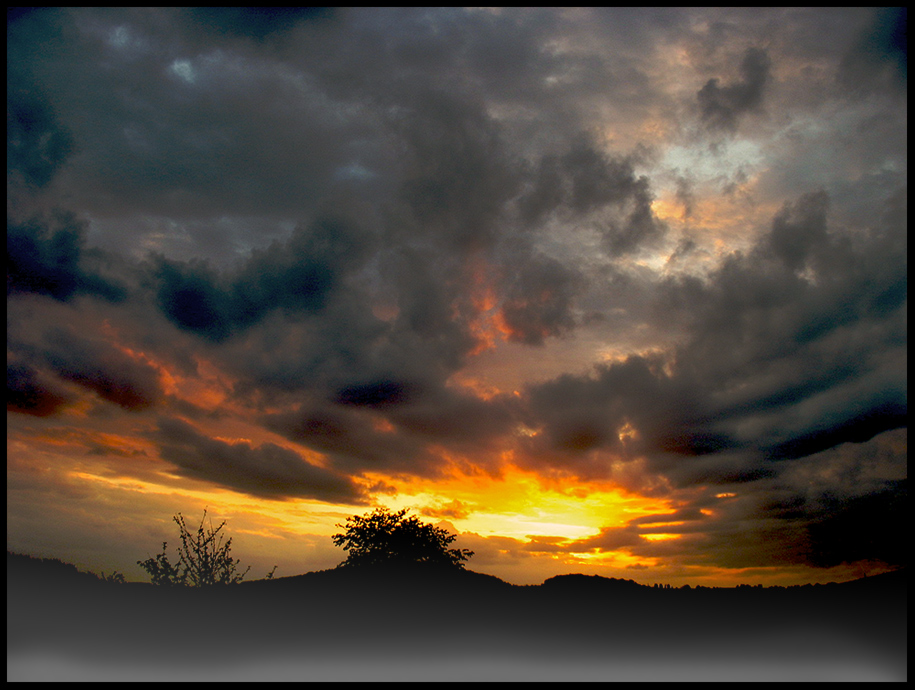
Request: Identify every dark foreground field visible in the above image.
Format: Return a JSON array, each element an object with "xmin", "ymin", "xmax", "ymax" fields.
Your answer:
[{"xmin": 7, "ymin": 555, "xmax": 907, "ymax": 681}]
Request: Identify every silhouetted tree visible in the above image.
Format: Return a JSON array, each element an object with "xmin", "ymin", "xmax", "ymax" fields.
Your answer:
[
  {"xmin": 98, "ymin": 570, "xmax": 127, "ymax": 584},
  {"xmin": 138, "ymin": 509, "xmax": 276, "ymax": 586},
  {"xmin": 332, "ymin": 507, "xmax": 473, "ymax": 568}
]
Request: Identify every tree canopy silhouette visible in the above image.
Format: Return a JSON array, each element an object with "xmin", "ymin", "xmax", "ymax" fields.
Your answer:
[{"xmin": 332, "ymin": 508, "xmax": 474, "ymax": 569}]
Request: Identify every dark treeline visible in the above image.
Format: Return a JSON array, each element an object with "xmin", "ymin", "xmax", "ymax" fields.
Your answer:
[{"xmin": 7, "ymin": 552, "xmax": 907, "ymax": 681}]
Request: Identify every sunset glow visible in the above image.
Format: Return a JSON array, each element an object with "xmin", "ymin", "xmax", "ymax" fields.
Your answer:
[{"xmin": 7, "ymin": 8, "xmax": 906, "ymax": 591}]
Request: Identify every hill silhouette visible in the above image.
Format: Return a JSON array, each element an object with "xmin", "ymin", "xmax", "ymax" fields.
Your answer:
[{"xmin": 7, "ymin": 552, "xmax": 908, "ymax": 681}]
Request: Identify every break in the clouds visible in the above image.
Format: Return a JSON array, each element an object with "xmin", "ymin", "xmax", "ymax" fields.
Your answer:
[{"xmin": 7, "ymin": 8, "xmax": 906, "ymax": 583}]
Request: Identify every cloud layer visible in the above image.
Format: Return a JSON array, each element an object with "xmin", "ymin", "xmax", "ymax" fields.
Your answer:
[{"xmin": 7, "ymin": 8, "xmax": 906, "ymax": 581}]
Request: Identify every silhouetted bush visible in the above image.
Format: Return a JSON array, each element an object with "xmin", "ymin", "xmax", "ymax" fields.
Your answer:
[
  {"xmin": 332, "ymin": 507, "xmax": 473, "ymax": 568},
  {"xmin": 138, "ymin": 509, "xmax": 276, "ymax": 586}
]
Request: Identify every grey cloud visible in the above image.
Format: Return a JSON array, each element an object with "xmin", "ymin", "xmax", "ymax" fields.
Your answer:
[
  {"xmin": 153, "ymin": 216, "xmax": 372, "ymax": 342},
  {"xmin": 11, "ymin": 11, "xmax": 358, "ymax": 230},
  {"xmin": 185, "ymin": 7, "xmax": 333, "ymax": 41},
  {"xmin": 263, "ymin": 404, "xmax": 436, "ymax": 477},
  {"xmin": 264, "ymin": 384, "xmax": 517, "ymax": 477},
  {"xmin": 153, "ymin": 416, "xmax": 366, "ymax": 503},
  {"xmin": 499, "ymin": 254, "xmax": 581, "ymax": 345},
  {"xmin": 562, "ymin": 143, "xmax": 642, "ymax": 215},
  {"xmin": 7, "ymin": 362, "xmax": 73, "ymax": 417},
  {"xmin": 7, "ymin": 86, "xmax": 75, "ymax": 190},
  {"xmin": 36, "ymin": 327, "xmax": 163, "ymax": 411},
  {"xmin": 5, "ymin": 8, "xmax": 905, "ymax": 577},
  {"xmin": 519, "ymin": 140, "xmax": 666, "ymax": 255},
  {"xmin": 674, "ymin": 176, "xmax": 694, "ymax": 220},
  {"xmin": 519, "ymin": 353, "xmax": 703, "ymax": 477},
  {"xmin": 335, "ymin": 380, "xmax": 413, "ymax": 409},
  {"xmin": 767, "ymin": 190, "xmax": 829, "ymax": 272},
  {"xmin": 391, "ymin": 87, "xmax": 522, "ymax": 252},
  {"xmin": 7, "ymin": 213, "xmax": 126, "ymax": 303},
  {"xmin": 599, "ymin": 175, "xmax": 664, "ymax": 255},
  {"xmin": 385, "ymin": 387, "xmax": 517, "ymax": 449},
  {"xmin": 520, "ymin": 187, "xmax": 905, "ymax": 493},
  {"xmin": 838, "ymin": 7, "xmax": 907, "ymax": 94},
  {"xmin": 522, "ymin": 142, "xmax": 651, "ymax": 216},
  {"xmin": 697, "ymin": 47, "xmax": 771, "ymax": 132}
]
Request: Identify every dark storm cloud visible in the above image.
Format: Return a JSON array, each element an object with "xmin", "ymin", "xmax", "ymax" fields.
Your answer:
[
  {"xmin": 153, "ymin": 257, "xmax": 234, "ymax": 343},
  {"xmin": 233, "ymin": 216, "xmax": 372, "ymax": 318},
  {"xmin": 263, "ymin": 404, "xmax": 434, "ymax": 476},
  {"xmin": 335, "ymin": 380, "xmax": 412, "ymax": 409},
  {"xmin": 7, "ymin": 362, "xmax": 73, "ymax": 417},
  {"xmin": 697, "ymin": 47, "xmax": 771, "ymax": 132},
  {"xmin": 6, "ymin": 8, "xmax": 360, "ymax": 233},
  {"xmin": 153, "ymin": 416, "xmax": 365, "ymax": 503},
  {"xmin": 185, "ymin": 7, "xmax": 333, "ymax": 41},
  {"xmin": 767, "ymin": 190, "xmax": 829, "ymax": 272},
  {"xmin": 521, "ymin": 187, "xmax": 906, "ymax": 490},
  {"xmin": 33, "ymin": 326, "xmax": 163, "ymax": 411},
  {"xmin": 567, "ymin": 466, "xmax": 903, "ymax": 570},
  {"xmin": 511, "ymin": 181, "xmax": 906, "ymax": 574},
  {"xmin": 838, "ymin": 7, "xmax": 907, "ymax": 93},
  {"xmin": 153, "ymin": 216, "xmax": 372, "ymax": 342},
  {"xmin": 392, "ymin": 88, "xmax": 521, "ymax": 252},
  {"xmin": 265, "ymin": 385, "xmax": 517, "ymax": 476},
  {"xmin": 669, "ymin": 188, "xmax": 907, "ymax": 459},
  {"xmin": 518, "ymin": 140, "xmax": 666, "ymax": 255},
  {"xmin": 4, "ymin": 7, "xmax": 906, "ymax": 580},
  {"xmin": 766, "ymin": 399, "xmax": 907, "ymax": 461},
  {"xmin": 385, "ymin": 387, "xmax": 517, "ymax": 449},
  {"xmin": 7, "ymin": 86, "xmax": 75, "ymax": 189},
  {"xmin": 7, "ymin": 213, "xmax": 125, "ymax": 302},
  {"xmin": 499, "ymin": 254, "xmax": 581, "ymax": 345}
]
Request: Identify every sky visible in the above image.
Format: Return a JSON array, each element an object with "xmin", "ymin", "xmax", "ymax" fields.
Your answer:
[{"xmin": 7, "ymin": 7, "xmax": 907, "ymax": 587}]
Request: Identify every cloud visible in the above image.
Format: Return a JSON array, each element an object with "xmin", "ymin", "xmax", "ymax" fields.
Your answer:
[
  {"xmin": 152, "ymin": 416, "xmax": 366, "ymax": 503},
  {"xmin": 7, "ymin": 362, "xmax": 73, "ymax": 417},
  {"xmin": 7, "ymin": 213, "xmax": 126, "ymax": 302},
  {"xmin": 766, "ymin": 190, "xmax": 829, "ymax": 272},
  {"xmin": 392, "ymin": 88, "xmax": 522, "ymax": 252},
  {"xmin": 264, "ymin": 384, "xmax": 517, "ymax": 478},
  {"xmin": 697, "ymin": 47, "xmax": 771, "ymax": 132},
  {"xmin": 264, "ymin": 404, "xmax": 436, "ymax": 477},
  {"xmin": 519, "ymin": 187, "xmax": 905, "ymax": 493},
  {"xmin": 152, "ymin": 216, "xmax": 372, "ymax": 342},
  {"xmin": 6, "ymin": 87, "xmax": 76, "ymax": 190},
  {"xmin": 35, "ymin": 327, "xmax": 163, "ymax": 411},
  {"xmin": 499, "ymin": 254, "xmax": 581, "ymax": 345},
  {"xmin": 4, "ymin": 8, "xmax": 906, "ymax": 581},
  {"xmin": 335, "ymin": 380, "xmax": 413, "ymax": 409},
  {"xmin": 185, "ymin": 7, "xmax": 333, "ymax": 41},
  {"xmin": 518, "ymin": 140, "xmax": 666, "ymax": 255},
  {"xmin": 838, "ymin": 7, "xmax": 907, "ymax": 94},
  {"xmin": 420, "ymin": 500, "xmax": 471, "ymax": 521}
]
